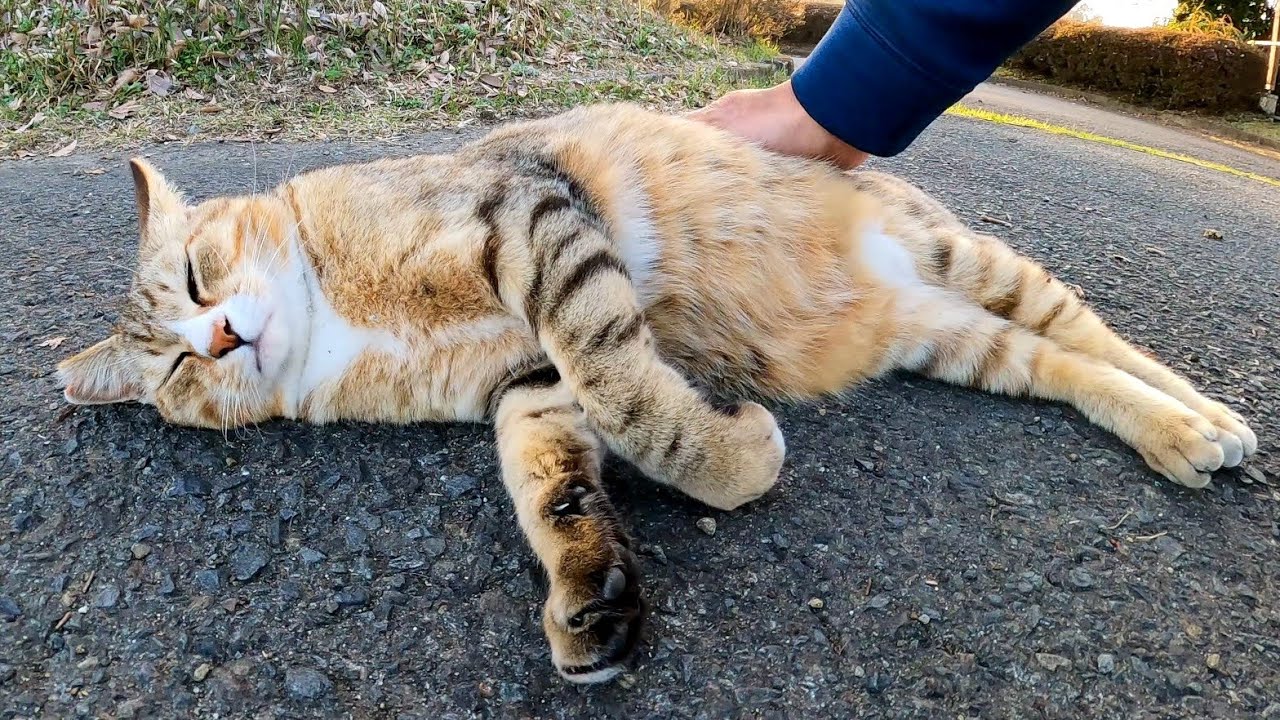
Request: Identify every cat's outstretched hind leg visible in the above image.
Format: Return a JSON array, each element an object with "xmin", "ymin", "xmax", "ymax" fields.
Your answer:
[
  {"xmin": 884, "ymin": 291, "xmax": 1232, "ymax": 488},
  {"xmin": 923, "ymin": 226, "xmax": 1256, "ymax": 468}
]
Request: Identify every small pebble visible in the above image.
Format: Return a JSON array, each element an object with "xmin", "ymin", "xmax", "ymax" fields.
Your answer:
[
  {"xmin": 0, "ymin": 596, "xmax": 21, "ymax": 621},
  {"xmin": 334, "ymin": 587, "xmax": 370, "ymax": 607},
  {"xmin": 807, "ymin": 597, "xmax": 824, "ymax": 610},
  {"xmin": 1206, "ymin": 653, "xmax": 1221, "ymax": 671},
  {"xmin": 230, "ymin": 544, "xmax": 269, "ymax": 582},
  {"xmin": 285, "ymin": 667, "xmax": 333, "ymax": 700},
  {"xmin": 442, "ymin": 473, "xmax": 478, "ymax": 499},
  {"xmin": 1098, "ymin": 653, "xmax": 1115, "ymax": 674},
  {"xmin": 192, "ymin": 663, "xmax": 211, "ymax": 682},
  {"xmin": 299, "ymin": 548, "xmax": 326, "ymax": 565},
  {"xmin": 422, "ymin": 538, "xmax": 447, "ymax": 558},
  {"xmin": 130, "ymin": 543, "xmax": 151, "ymax": 560},
  {"xmin": 695, "ymin": 517, "xmax": 717, "ymax": 536},
  {"xmin": 94, "ymin": 585, "xmax": 121, "ymax": 608},
  {"xmin": 194, "ymin": 570, "xmax": 220, "ymax": 593},
  {"xmin": 1068, "ymin": 567, "xmax": 1095, "ymax": 589},
  {"xmin": 865, "ymin": 671, "xmax": 892, "ymax": 694},
  {"xmin": 1036, "ymin": 652, "xmax": 1070, "ymax": 671}
]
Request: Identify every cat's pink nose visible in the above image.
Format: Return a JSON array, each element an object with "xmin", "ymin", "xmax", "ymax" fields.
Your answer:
[{"xmin": 209, "ymin": 318, "xmax": 246, "ymax": 359}]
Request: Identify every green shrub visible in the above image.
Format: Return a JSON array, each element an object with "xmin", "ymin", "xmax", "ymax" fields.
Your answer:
[{"xmin": 1009, "ymin": 20, "xmax": 1267, "ymax": 111}]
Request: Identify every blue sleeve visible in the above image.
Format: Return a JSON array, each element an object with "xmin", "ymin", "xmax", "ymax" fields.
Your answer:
[{"xmin": 790, "ymin": 0, "xmax": 1076, "ymax": 156}]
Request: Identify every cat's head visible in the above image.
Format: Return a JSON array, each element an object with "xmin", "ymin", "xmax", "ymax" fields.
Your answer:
[{"xmin": 57, "ymin": 159, "xmax": 312, "ymax": 428}]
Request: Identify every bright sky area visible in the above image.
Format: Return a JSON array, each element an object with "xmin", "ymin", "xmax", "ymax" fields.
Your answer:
[{"xmin": 1087, "ymin": 0, "xmax": 1177, "ymax": 27}]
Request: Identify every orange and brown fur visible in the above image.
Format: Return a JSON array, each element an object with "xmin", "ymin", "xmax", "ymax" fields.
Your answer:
[{"xmin": 58, "ymin": 103, "xmax": 1258, "ymax": 683}]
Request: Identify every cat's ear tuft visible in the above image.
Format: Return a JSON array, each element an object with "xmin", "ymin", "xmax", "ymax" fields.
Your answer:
[
  {"xmin": 57, "ymin": 335, "xmax": 145, "ymax": 406},
  {"xmin": 128, "ymin": 158, "xmax": 185, "ymax": 238}
]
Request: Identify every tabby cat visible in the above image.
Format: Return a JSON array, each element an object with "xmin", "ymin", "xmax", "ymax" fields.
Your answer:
[{"xmin": 58, "ymin": 103, "xmax": 1257, "ymax": 684}]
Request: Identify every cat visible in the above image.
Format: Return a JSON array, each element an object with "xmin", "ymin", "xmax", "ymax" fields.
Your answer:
[{"xmin": 57, "ymin": 103, "xmax": 1257, "ymax": 684}]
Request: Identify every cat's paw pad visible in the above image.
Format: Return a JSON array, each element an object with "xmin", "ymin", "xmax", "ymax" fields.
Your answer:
[
  {"xmin": 1196, "ymin": 401, "xmax": 1257, "ymax": 468},
  {"xmin": 544, "ymin": 541, "xmax": 645, "ymax": 685},
  {"xmin": 1138, "ymin": 410, "xmax": 1225, "ymax": 489}
]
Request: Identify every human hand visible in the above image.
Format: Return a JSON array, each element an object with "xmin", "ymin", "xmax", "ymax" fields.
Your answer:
[{"xmin": 687, "ymin": 80, "xmax": 869, "ymax": 171}]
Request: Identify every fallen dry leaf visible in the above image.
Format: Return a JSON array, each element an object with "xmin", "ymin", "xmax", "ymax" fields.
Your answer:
[
  {"xmin": 183, "ymin": 87, "xmax": 206, "ymax": 101},
  {"xmin": 81, "ymin": 167, "xmax": 107, "ymax": 175},
  {"xmin": 108, "ymin": 100, "xmax": 141, "ymax": 120},
  {"xmin": 7, "ymin": 96, "xmax": 22, "ymax": 111},
  {"xmin": 199, "ymin": 104, "xmax": 224, "ymax": 114},
  {"xmin": 15, "ymin": 112, "xmax": 45, "ymax": 133},
  {"xmin": 82, "ymin": 101, "xmax": 107, "ymax": 112},
  {"xmin": 112, "ymin": 68, "xmax": 141, "ymax": 93},
  {"xmin": 50, "ymin": 140, "xmax": 78, "ymax": 157},
  {"xmin": 480, "ymin": 74, "xmax": 502, "ymax": 88},
  {"xmin": 317, "ymin": 84, "xmax": 337, "ymax": 94},
  {"xmin": 39, "ymin": 336, "xmax": 67, "ymax": 349},
  {"xmin": 145, "ymin": 70, "xmax": 172, "ymax": 96}
]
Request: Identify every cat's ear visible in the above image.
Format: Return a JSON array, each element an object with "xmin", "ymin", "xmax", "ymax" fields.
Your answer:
[
  {"xmin": 57, "ymin": 335, "xmax": 145, "ymax": 405},
  {"xmin": 128, "ymin": 158, "xmax": 185, "ymax": 239}
]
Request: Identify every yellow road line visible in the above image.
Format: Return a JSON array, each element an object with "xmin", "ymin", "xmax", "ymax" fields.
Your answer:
[{"xmin": 946, "ymin": 105, "xmax": 1280, "ymax": 188}]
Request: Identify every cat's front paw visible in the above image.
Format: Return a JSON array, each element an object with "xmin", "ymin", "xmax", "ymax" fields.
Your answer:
[
  {"xmin": 686, "ymin": 401, "xmax": 786, "ymax": 511},
  {"xmin": 543, "ymin": 538, "xmax": 645, "ymax": 685}
]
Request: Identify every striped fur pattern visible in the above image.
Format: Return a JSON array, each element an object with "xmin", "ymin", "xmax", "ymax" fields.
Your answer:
[{"xmin": 57, "ymin": 103, "xmax": 1257, "ymax": 683}]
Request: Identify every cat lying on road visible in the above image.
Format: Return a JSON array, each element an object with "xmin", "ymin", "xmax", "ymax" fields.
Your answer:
[{"xmin": 58, "ymin": 103, "xmax": 1257, "ymax": 683}]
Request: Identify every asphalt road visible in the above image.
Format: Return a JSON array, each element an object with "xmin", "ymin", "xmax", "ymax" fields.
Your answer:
[
  {"xmin": 960, "ymin": 82, "xmax": 1280, "ymax": 183},
  {"xmin": 1, "ymin": 108, "xmax": 1278, "ymax": 719}
]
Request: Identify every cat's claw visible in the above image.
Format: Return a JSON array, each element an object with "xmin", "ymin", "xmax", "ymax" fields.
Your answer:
[{"xmin": 544, "ymin": 540, "xmax": 645, "ymax": 685}]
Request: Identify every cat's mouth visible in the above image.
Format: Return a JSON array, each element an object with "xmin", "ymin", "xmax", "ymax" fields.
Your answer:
[
  {"xmin": 226, "ymin": 310, "xmax": 281, "ymax": 385},
  {"xmin": 248, "ymin": 311, "xmax": 278, "ymax": 378}
]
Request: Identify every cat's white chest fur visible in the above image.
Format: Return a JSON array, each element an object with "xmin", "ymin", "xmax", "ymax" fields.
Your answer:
[{"xmin": 279, "ymin": 240, "xmax": 403, "ymax": 416}]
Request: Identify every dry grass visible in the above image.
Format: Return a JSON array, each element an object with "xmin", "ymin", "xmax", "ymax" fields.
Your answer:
[
  {"xmin": 1165, "ymin": 6, "xmax": 1247, "ymax": 40},
  {"xmin": 2, "ymin": 0, "xmax": 782, "ymax": 157},
  {"xmin": 658, "ymin": 0, "xmax": 804, "ymax": 42}
]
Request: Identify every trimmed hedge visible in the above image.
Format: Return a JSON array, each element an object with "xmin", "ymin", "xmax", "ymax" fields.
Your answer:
[
  {"xmin": 780, "ymin": 2, "xmax": 841, "ymax": 45},
  {"xmin": 1009, "ymin": 21, "xmax": 1268, "ymax": 111}
]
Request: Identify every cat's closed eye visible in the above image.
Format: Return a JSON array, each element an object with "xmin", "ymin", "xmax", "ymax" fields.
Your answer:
[{"xmin": 186, "ymin": 254, "xmax": 206, "ymax": 306}]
